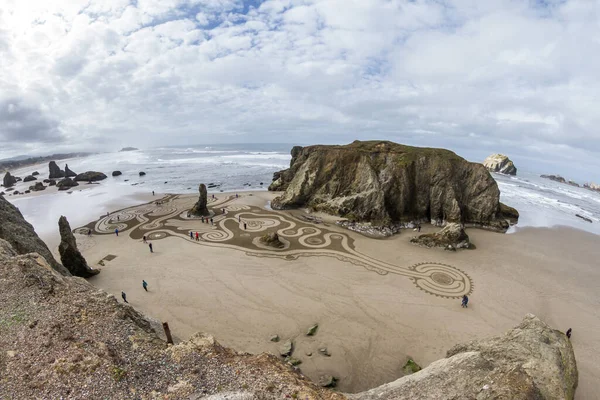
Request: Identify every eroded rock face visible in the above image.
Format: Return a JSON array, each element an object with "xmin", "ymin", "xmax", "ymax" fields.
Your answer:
[
  {"xmin": 64, "ymin": 164, "xmax": 77, "ymax": 178},
  {"xmin": 58, "ymin": 216, "xmax": 99, "ymax": 278},
  {"xmin": 270, "ymin": 141, "xmax": 517, "ymax": 232},
  {"xmin": 48, "ymin": 161, "xmax": 65, "ymax": 179},
  {"xmin": 3, "ymin": 172, "xmax": 17, "ymax": 188},
  {"xmin": 410, "ymin": 223, "xmax": 470, "ymax": 250},
  {"xmin": 74, "ymin": 171, "xmax": 107, "ymax": 182},
  {"xmin": 483, "ymin": 154, "xmax": 517, "ymax": 175},
  {"xmin": 0, "ymin": 195, "xmax": 68, "ymax": 275},
  {"xmin": 352, "ymin": 315, "xmax": 577, "ymax": 400},
  {"xmin": 190, "ymin": 184, "xmax": 210, "ymax": 216}
]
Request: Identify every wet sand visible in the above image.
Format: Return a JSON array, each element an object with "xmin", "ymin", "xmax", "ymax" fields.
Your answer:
[{"xmin": 63, "ymin": 192, "xmax": 600, "ymax": 396}]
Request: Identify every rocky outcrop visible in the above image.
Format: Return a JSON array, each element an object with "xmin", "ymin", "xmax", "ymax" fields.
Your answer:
[
  {"xmin": 112, "ymin": 171, "xmax": 122, "ymax": 177},
  {"xmin": 352, "ymin": 314, "xmax": 577, "ymax": 400},
  {"xmin": 0, "ymin": 195, "xmax": 68, "ymax": 275},
  {"xmin": 31, "ymin": 171, "xmax": 39, "ymax": 176},
  {"xmin": 270, "ymin": 141, "xmax": 518, "ymax": 232},
  {"xmin": 48, "ymin": 179, "xmax": 56, "ymax": 186},
  {"xmin": 56, "ymin": 178, "xmax": 79, "ymax": 191},
  {"xmin": 410, "ymin": 223, "xmax": 471, "ymax": 250},
  {"xmin": 58, "ymin": 216, "xmax": 99, "ymax": 278},
  {"xmin": 260, "ymin": 232, "xmax": 285, "ymax": 248},
  {"xmin": 23, "ymin": 175, "xmax": 37, "ymax": 182},
  {"xmin": 29, "ymin": 182, "xmax": 46, "ymax": 192},
  {"xmin": 120, "ymin": 147, "xmax": 139, "ymax": 152},
  {"xmin": 74, "ymin": 171, "xmax": 107, "ymax": 182},
  {"xmin": 139, "ymin": 171, "xmax": 146, "ymax": 176},
  {"xmin": 64, "ymin": 164, "xmax": 77, "ymax": 178},
  {"xmin": 48, "ymin": 161, "xmax": 65, "ymax": 179},
  {"xmin": 541, "ymin": 174, "xmax": 566, "ymax": 184},
  {"xmin": 3, "ymin": 171, "xmax": 17, "ymax": 187},
  {"xmin": 190, "ymin": 184, "xmax": 210, "ymax": 216},
  {"xmin": 483, "ymin": 154, "xmax": 517, "ymax": 175}
]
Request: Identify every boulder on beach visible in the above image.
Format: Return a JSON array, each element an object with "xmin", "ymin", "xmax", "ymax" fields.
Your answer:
[
  {"xmin": 3, "ymin": 172, "xmax": 17, "ymax": 188},
  {"xmin": 279, "ymin": 340, "xmax": 293, "ymax": 357},
  {"xmin": 56, "ymin": 178, "xmax": 79, "ymax": 191},
  {"xmin": 30, "ymin": 182, "xmax": 45, "ymax": 192},
  {"xmin": 319, "ymin": 375, "xmax": 337, "ymax": 388},
  {"xmin": 64, "ymin": 164, "xmax": 77, "ymax": 178},
  {"xmin": 190, "ymin": 184, "xmax": 210, "ymax": 216},
  {"xmin": 139, "ymin": 171, "xmax": 146, "ymax": 176},
  {"xmin": 48, "ymin": 161, "xmax": 65, "ymax": 179},
  {"xmin": 270, "ymin": 141, "xmax": 518, "ymax": 232},
  {"xmin": 58, "ymin": 216, "xmax": 100, "ymax": 278},
  {"xmin": 112, "ymin": 171, "xmax": 122, "ymax": 177},
  {"xmin": 74, "ymin": 171, "xmax": 107, "ymax": 182},
  {"xmin": 260, "ymin": 232, "xmax": 285, "ymax": 248},
  {"xmin": 23, "ymin": 175, "xmax": 37, "ymax": 182},
  {"xmin": 541, "ymin": 174, "xmax": 567, "ymax": 184},
  {"xmin": 31, "ymin": 171, "xmax": 39, "ymax": 176},
  {"xmin": 483, "ymin": 154, "xmax": 517, "ymax": 175},
  {"xmin": 410, "ymin": 223, "xmax": 471, "ymax": 250},
  {"xmin": 47, "ymin": 179, "xmax": 56, "ymax": 186}
]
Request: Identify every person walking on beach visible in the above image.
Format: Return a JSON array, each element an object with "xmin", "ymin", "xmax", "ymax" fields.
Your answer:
[
  {"xmin": 190, "ymin": 231, "xmax": 193, "ymax": 239},
  {"xmin": 88, "ymin": 229, "xmax": 92, "ymax": 236},
  {"xmin": 142, "ymin": 280, "xmax": 148, "ymax": 292},
  {"xmin": 461, "ymin": 295, "xmax": 469, "ymax": 308},
  {"xmin": 149, "ymin": 243, "xmax": 153, "ymax": 253},
  {"xmin": 195, "ymin": 232, "xmax": 199, "ymax": 241},
  {"xmin": 115, "ymin": 228, "xmax": 119, "ymax": 236},
  {"xmin": 142, "ymin": 235, "xmax": 147, "ymax": 243},
  {"xmin": 201, "ymin": 216, "xmax": 204, "ymax": 223},
  {"xmin": 566, "ymin": 328, "xmax": 572, "ymax": 339},
  {"xmin": 244, "ymin": 222, "xmax": 247, "ymax": 230},
  {"xmin": 210, "ymin": 218, "xmax": 213, "ymax": 225},
  {"xmin": 417, "ymin": 223, "xmax": 421, "ymax": 232},
  {"xmin": 152, "ymin": 191, "xmax": 155, "ymax": 196},
  {"xmin": 121, "ymin": 291, "xmax": 128, "ymax": 303}
]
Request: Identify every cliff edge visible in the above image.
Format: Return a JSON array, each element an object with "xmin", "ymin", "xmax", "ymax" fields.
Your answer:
[{"xmin": 270, "ymin": 141, "xmax": 518, "ymax": 232}]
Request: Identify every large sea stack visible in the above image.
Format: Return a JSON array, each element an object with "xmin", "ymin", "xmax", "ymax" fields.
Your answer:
[
  {"xmin": 64, "ymin": 164, "xmax": 77, "ymax": 178},
  {"xmin": 58, "ymin": 216, "xmax": 100, "ymax": 278},
  {"xmin": 270, "ymin": 141, "xmax": 518, "ymax": 232},
  {"xmin": 0, "ymin": 195, "xmax": 68, "ymax": 275},
  {"xmin": 483, "ymin": 154, "xmax": 517, "ymax": 175},
  {"xmin": 3, "ymin": 171, "xmax": 17, "ymax": 187},
  {"xmin": 190, "ymin": 183, "xmax": 210, "ymax": 216},
  {"xmin": 48, "ymin": 161, "xmax": 65, "ymax": 179}
]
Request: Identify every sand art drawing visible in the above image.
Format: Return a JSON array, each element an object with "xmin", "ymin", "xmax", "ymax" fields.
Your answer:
[{"xmin": 77, "ymin": 194, "xmax": 473, "ymax": 298}]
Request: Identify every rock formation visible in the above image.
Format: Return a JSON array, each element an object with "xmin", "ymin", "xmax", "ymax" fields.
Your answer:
[
  {"xmin": 74, "ymin": 171, "xmax": 107, "ymax": 182},
  {"xmin": 64, "ymin": 164, "xmax": 77, "ymax": 178},
  {"xmin": 190, "ymin": 184, "xmax": 210, "ymax": 216},
  {"xmin": 56, "ymin": 178, "xmax": 79, "ymax": 191},
  {"xmin": 29, "ymin": 182, "xmax": 45, "ymax": 192},
  {"xmin": 0, "ymin": 195, "xmax": 68, "ymax": 275},
  {"xmin": 48, "ymin": 161, "xmax": 65, "ymax": 179},
  {"xmin": 139, "ymin": 171, "xmax": 146, "ymax": 176},
  {"xmin": 260, "ymin": 232, "xmax": 285, "ymax": 248},
  {"xmin": 354, "ymin": 314, "xmax": 577, "ymax": 400},
  {"xmin": 483, "ymin": 154, "xmax": 517, "ymax": 175},
  {"xmin": 3, "ymin": 171, "xmax": 17, "ymax": 187},
  {"xmin": 112, "ymin": 170, "xmax": 122, "ymax": 177},
  {"xmin": 270, "ymin": 141, "xmax": 518, "ymax": 232},
  {"xmin": 541, "ymin": 174, "xmax": 566, "ymax": 184},
  {"xmin": 23, "ymin": 175, "xmax": 37, "ymax": 182},
  {"xmin": 31, "ymin": 171, "xmax": 39, "ymax": 176},
  {"xmin": 58, "ymin": 216, "xmax": 100, "ymax": 278},
  {"xmin": 410, "ymin": 223, "xmax": 471, "ymax": 250},
  {"xmin": 48, "ymin": 179, "xmax": 56, "ymax": 186},
  {"xmin": 120, "ymin": 147, "xmax": 139, "ymax": 151}
]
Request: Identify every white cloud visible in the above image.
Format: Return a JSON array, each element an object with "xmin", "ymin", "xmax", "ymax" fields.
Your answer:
[{"xmin": 0, "ymin": 0, "xmax": 599, "ymax": 180}]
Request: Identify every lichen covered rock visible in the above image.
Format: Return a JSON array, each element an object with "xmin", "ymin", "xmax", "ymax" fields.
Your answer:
[
  {"xmin": 260, "ymin": 232, "xmax": 284, "ymax": 248},
  {"xmin": 483, "ymin": 154, "xmax": 517, "ymax": 175},
  {"xmin": 58, "ymin": 216, "xmax": 100, "ymax": 278}
]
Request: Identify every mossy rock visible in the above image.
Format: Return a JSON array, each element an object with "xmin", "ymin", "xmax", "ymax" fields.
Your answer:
[
  {"xmin": 403, "ymin": 358, "xmax": 422, "ymax": 375},
  {"xmin": 306, "ymin": 324, "xmax": 318, "ymax": 336}
]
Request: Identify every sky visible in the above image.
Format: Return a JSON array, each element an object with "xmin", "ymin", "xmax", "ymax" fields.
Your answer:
[{"xmin": 0, "ymin": 0, "xmax": 599, "ymax": 180}]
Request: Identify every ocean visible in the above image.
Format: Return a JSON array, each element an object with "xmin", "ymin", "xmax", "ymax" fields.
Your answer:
[{"xmin": 5, "ymin": 143, "xmax": 600, "ymax": 245}]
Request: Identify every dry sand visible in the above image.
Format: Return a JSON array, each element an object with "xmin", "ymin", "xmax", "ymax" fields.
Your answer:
[{"xmin": 64, "ymin": 191, "xmax": 600, "ymax": 397}]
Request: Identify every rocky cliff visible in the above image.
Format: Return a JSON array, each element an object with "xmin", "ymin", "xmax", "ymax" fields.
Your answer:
[
  {"xmin": 270, "ymin": 141, "xmax": 518, "ymax": 232},
  {"xmin": 58, "ymin": 216, "xmax": 100, "ymax": 278},
  {"xmin": 0, "ymin": 194, "xmax": 68, "ymax": 275},
  {"xmin": 352, "ymin": 314, "xmax": 577, "ymax": 400},
  {"xmin": 483, "ymin": 154, "xmax": 517, "ymax": 175},
  {"xmin": 48, "ymin": 161, "xmax": 65, "ymax": 179},
  {"xmin": 190, "ymin": 183, "xmax": 210, "ymax": 216}
]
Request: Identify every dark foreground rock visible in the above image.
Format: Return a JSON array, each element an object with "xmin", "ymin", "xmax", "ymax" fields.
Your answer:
[
  {"xmin": 23, "ymin": 175, "xmax": 37, "ymax": 182},
  {"xmin": 483, "ymin": 154, "xmax": 517, "ymax": 175},
  {"xmin": 58, "ymin": 216, "xmax": 99, "ymax": 278},
  {"xmin": 270, "ymin": 141, "xmax": 518, "ymax": 232},
  {"xmin": 64, "ymin": 164, "xmax": 77, "ymax": 178},
  {"xmin": 112, "ymin": 170, "xmax": 122, "ymax": 177},
  {"xmin": 31, "ymin": 171, "xmax": 39, "ymax": 176},
  {"xmin": 3, "ymin": 171, "xmax": 17, "ymax": 187},
  {"xmin": 353, "ymin": 314, "xmax": 578, "ymax": 400},
  {"xmin": 260, "ymin": 232, "xmax": 285, "ymax": 248},
  {"xmin": 190, "ymin": 183, "xmax": 210, "ymax": 216},
  {"xmin": 410, "ymin": 223, "xmax": 471, "ymax": 250},
  {"xmin": 48, "ymin": 161, "xmax": 65, "ymax": 179},
  {"xmin": 139, "ymin": 171, "xmax": 146, "ymax": 176},
  {"xmin": 57, "ymin": 178, "xmax": 79, "ymax": 191},
  {"xmin": 30, "ymin": 182, "xmax": 46, "ymax": 192},
  {"xmin": 74, "ymin": 171, "xmax": 107, "ymax": 182},
  {"xmin": 0, "ymin": 195, "xmax": 68, "ymax": 275}
]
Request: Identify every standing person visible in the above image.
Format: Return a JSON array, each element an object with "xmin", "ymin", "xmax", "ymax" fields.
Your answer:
[
  {"xmin": 142, "ymin": 280, "xmax": 148, "ymax": 292},
  {"xmin": 244, "ymin": 222, "xmax": 247, "ymax": 230},
  {"xmin": 238, "ymin": 216, "xmax": 241, "ymax": 223},
  {"xmin": 418, "ymin": 224, "xmax": 421, "ymax": 232},
  {"xmin": 461, "ymin": 295, "xmax": 469, "ymax": 308},
  {"xmin": 190, "ymin": 231, "xmax": 193, "ymax": 239},
  {"xmin": 117, "ymin": 216, "xmax": 120, "ymax": 221},
  {"xmin": 222, "ymin": 208, "xmax": 225, "ymax": 214},
  {"xmin": 142, "ymin": 235, "xmax": 147, "ymax": 243},
  {"xmin": 149, "ymin": 243, "xmax": 153, "ymax": 253},
  {"xmin": 121, "ymin": 291, "xmax": 128, "ymax": 303},
  {"xmin": 115, "ymin": 228, "xmax": 119, "ymax": 236},
  {"xmin": 201, "ymin": 216, "xmax": 204, "ymax": 223},
  {"xmin": 88, "ymin": 228, "xmax": 92, "ymax": 236},
  {"xmin": 236, "ymin": 193, "xmax": 238, "ymax": 198},
  {"xmin": 566, "ymin": 328, "xmax": 572, "ymax": 339},
  {"xmin": 195, "ymin": 232, "xmax": 199, "ymax": 241},
  {"xmin": 210, "ymin": 218, "xmax": 213, "ymax": 225},
  {"xmin": 152, "ymin": 190, "xmax": 155, "ymax": 196}
]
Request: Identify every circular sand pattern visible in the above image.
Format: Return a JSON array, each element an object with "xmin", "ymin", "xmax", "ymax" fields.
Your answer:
[
  {"xmin": 148, "ymin": 231, "xmax": 168, "ymax": 240},
  {"xmin": 306, "ymin": 237, "xmax": 324, "ymax": 245},
  {"xmin": 409, "ymin": 263, "xmax": 472, "ymax": 298},
  {"xmin": 73, "ymin": 227, "xmax": 91, "ymax": 235}
]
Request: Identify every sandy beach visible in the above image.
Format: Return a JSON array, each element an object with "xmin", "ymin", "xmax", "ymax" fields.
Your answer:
[{"xmin": 48, "ymin": 190, "xmax": 599, "ymax": 397}]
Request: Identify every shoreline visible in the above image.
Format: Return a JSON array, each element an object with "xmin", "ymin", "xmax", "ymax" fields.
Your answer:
[{"xmin": 62, "ymin": 191, "xmax": 600, "ymax": 396}]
